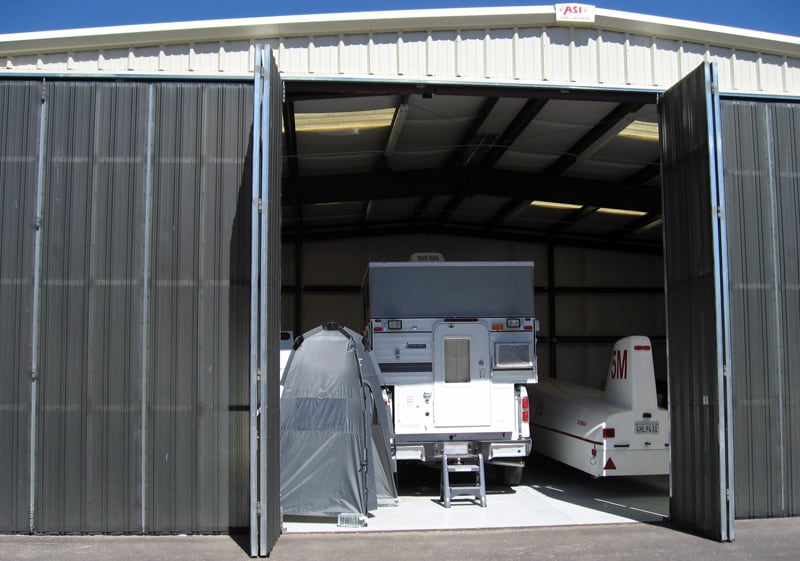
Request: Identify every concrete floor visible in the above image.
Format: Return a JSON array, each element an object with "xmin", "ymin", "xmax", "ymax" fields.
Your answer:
[
  {"xmin": 4, "ymin": 518, "xmax": 800, "ymax": 561},
  {"xmin": 283, "ymin": 453, "xmax": 669, "ymax": 533}
]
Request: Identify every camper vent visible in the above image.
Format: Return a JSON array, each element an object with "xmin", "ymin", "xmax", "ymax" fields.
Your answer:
[{"xmin": 409, "ymin": 252, "xmax": 445, "ymax": 262}]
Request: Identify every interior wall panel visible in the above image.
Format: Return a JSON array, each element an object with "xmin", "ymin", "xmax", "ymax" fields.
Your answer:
[
  {"xmin": 0, "ymin": 81, "xmax": 40, "ymax": 532},
  {"xmin": 287, "ymin": 234, "xmax": 665, "ymax": 389}
]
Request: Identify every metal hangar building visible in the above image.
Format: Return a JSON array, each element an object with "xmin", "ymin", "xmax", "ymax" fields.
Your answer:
[{"xmin": 1, "ymin": 4, "xmax": 799, "ymax": 556}]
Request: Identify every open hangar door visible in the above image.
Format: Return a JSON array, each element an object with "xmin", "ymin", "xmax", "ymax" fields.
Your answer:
[
  {"xmin": 273, "ymin": 61, "xmax": 798, "ymax": 541},
  {"xmin": 275, "ymin": 72, "xmax": 671, "ymax": 528}
]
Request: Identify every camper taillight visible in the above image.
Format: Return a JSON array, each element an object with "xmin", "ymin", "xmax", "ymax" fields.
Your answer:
[{"xmin": 521, "ymin": 396, "xmax": 529, "ymax": 423}]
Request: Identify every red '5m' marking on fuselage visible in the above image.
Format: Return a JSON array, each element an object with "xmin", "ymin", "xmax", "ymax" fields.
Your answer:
[{"xmin": 611, "ymin": 349, "xmax": 628, "ymax": 379}]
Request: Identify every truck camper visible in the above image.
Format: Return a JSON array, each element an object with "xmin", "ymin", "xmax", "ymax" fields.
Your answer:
[
  {"xmin": 528, "ymin": 336, "xmax": 669, "ymax": 478},
  {"xmin": 363, "ymin": 259, "xmax": 538, "ymax": 487}
]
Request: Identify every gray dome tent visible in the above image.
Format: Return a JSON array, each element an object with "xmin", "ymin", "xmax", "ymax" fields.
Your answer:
[{"xmin": 279, "ymin": 324, "xmax": 398, "ymax": 520}]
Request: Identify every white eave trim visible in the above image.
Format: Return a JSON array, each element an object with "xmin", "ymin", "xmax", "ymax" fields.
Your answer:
[{"xmin": 0, "ymin": 6, "xmax": 798, "ymax": 57}]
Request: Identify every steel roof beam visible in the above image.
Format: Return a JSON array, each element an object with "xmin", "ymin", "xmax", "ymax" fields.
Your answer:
[
  {"xmin": 543, "ymin": 102, "xmax": 645, "ymax": 177},
  {"xmin": 480, "ymin": 98, "xmax": 548, "ymax": 169},
  {"xmin": 283, "ymin": 168, "xmax": 660, "ymax": 213},
  {"xmin": 282, "ymin": 220, "xmax": 663, "ymax": 255},
  {"xmin": 548, "ymin": 206, "xmax": 600, "ymax": 235},
  {"xmin": 606, "ymin": 212, "xmax": 663, "ymax": 241},
  {"xmin": 624, "ymin": 158, "xmax": 662, "ymax": 187},
  {"xmin": 483, "ymin": 102, "xmax": 645, "ymax": 230}
]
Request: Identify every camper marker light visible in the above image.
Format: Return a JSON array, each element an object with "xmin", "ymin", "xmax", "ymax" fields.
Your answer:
[
  {"xmin": 492, "ymin": 323, "xmax": 504, "ymax": 331},
  {"xmin": 602, "ymin": 428, "xmax": 616, "ymax": 439},
  {"xmin": 506, "ymin": 318, "xmax": 521, "ymax": 328},
  {"xmin": 387, "ymin": 320, "xmax": 402, "ymax": 330}
]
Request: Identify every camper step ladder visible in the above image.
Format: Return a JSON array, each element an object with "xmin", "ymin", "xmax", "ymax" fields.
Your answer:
[{"xmin": 440, "ymin": 453, "xmax": 487, "ymax": 508}]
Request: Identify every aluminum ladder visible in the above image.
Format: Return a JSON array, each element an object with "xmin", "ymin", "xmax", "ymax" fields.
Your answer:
[{"xmin": 440, "ymin": 453, "xmax": 487, "ymax": 508}]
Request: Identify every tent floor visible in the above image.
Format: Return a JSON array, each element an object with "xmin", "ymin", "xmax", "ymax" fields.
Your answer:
[{"xmin": 282, "ymin": 453, "xmax": 669, "ymax": 533}]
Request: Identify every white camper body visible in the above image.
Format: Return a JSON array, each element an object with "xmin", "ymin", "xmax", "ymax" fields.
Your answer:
[
  {"xmin": 364, "ymin": 261, "xmax": 537, "ymax": 473},
  {"xmin": 528, "ymin": 336, "xmax": 669, "ymax": 477}
]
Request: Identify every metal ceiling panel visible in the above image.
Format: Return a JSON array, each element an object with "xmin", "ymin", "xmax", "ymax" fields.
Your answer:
[
  {"xmin": 503, "ymin": 205, "xmax": 569, "ymax": 231},
  {"xmin": 478, "ymin": 97, "xmax": 528, "ymax": 136},
  {"xmin": 512, "ymin": 100, "xmax": 619, "ymax": 155},
  {"xmin": 559, "ymin": 211, "xmax": 639, "ymax": 237},
  {"xmin": 489, "ymin": 148, "xmax": 558, "ymax": 173},
  {"xmin": 564, "ymin": 160, "xmax": 650, "ymax": 182},
  {"xmin": 449, "ymin": 195, "xmax": 510, "ymax": 225}
]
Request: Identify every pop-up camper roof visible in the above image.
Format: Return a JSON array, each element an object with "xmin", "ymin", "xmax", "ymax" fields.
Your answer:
[{"xmin": 364, "ymin": 261, "xmax": 535, "ymax": 319}]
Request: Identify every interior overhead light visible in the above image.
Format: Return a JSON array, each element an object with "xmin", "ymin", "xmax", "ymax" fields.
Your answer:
[
  {"xmin": 597, "ymin": 207, "xmax": 648, "ymax": 217},
  {"xmin": 617, "ymin": 120, "xmax": 659, "ymax": 141},
  {"xmin": 294, "ymin": 108, "xmax": 395, "ymax": 133},
  {"xmin": 530, "ymin": 200, "xmax": 583, "ymax": 211}
]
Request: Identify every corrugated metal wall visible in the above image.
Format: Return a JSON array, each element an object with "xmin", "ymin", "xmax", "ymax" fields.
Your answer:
[
  {"xmin": 0, "ymin": 81, "xmax": 40, "ymax": 533},
  {"xmin": 722, "ymin": 100, "xmax": 800, "ymax": 518},
  {"xmin": 0, "ymin": 79, "xmax": 253, "ymax": 534},
  {"xmin": 2, "ymin": 26, "xmax": 798, "ymax": 97},
  {"xmin": 36, "ymin": 81, "xmax": 148, "ymax": 533}
]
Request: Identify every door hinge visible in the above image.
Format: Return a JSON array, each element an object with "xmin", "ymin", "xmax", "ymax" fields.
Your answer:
[
  {"xmin": 256, "ymin": 501, "xmax": 262, "ymax": 515},
  {"xmin": 256, "ymin": 199, "xmax": 264, "ymax": 213}
]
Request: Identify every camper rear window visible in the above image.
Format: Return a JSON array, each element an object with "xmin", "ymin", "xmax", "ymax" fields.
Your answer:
[{"xmin": 444, "ymin": 338, "xmax": 471, "ymax": 383}]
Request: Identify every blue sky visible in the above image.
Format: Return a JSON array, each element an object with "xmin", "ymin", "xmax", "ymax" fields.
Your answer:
[{"xmin": 1, "ymin": 1, "xmax": 798, "ymax": 37}]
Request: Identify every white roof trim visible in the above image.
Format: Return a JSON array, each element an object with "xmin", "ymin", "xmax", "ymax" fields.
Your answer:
[{"xmin": 0, "ymin": 6, "xmax": 798, "ymax": 57}]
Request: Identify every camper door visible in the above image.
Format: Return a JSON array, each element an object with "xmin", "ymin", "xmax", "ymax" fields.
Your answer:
[{"xmin": 432, "ymin": 322, "xmax": 491, "ymax": 428}]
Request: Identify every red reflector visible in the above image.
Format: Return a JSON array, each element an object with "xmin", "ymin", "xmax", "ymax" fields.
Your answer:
[
  {"xmin": 634, "ymin": 345, "xmax": 651, "ymax": 351},
  {"xmin": 603, "ymin": 428, "xmax": 615, "ymax": 439},
  {"xmin": 604, "ymin": 458, "xmax": 616, "ymax": 470},
  {"xmin": 280, "ymin": 332, "xmax": 291, "ymax": 340},
  {"xmin": 374, "ymin": 327, "xmax": 384, "ymax": 332},
  {"xmin": 591, "ymin": 447, "xmax": 597, "ymax": 457},
  {"xmin": 522, "ymin": 411, "xmax": 529, "ymax": 422},
  {"xmin": 522, "ymin": 397, "xmax": 529, "ymax": 410},
  {"xmin": 524, "ymin": 325, "xmax": 533, "ymax": 331}
]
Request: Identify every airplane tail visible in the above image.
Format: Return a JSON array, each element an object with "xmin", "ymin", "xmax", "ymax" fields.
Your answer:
[{"xmin": 604, "ymin": 336, "xmax": 658, "ymax": 411}]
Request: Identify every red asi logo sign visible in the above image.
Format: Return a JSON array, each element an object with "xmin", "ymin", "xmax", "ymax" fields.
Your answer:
[
  {"xmin": 555, "ymin": 3, "xmax": 596, "ymax": 23},
  {"xmin": 610, "ymin": 349, "xmax": 628, "ymax": 380}
]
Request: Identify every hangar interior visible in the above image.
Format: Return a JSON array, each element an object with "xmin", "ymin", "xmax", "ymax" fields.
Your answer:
[{"xmin": 279, "ymin": 82, "xmax": 667, "ymax": 389}]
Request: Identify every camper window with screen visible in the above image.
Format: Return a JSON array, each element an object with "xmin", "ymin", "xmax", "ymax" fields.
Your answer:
[{"xmin": 445, "ymin": 338, "xmax": 471, "ymax": 383}]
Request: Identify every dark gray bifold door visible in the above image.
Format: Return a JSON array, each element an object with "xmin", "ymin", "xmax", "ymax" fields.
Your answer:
[
  {"xmin": 250, "ymin": 45, "xmax": 283, "ymax": 557},
  {"xmin": 659, "ymin": 62, "xmax": 734, "ymax": 541}
]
